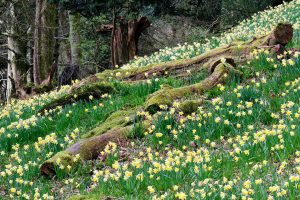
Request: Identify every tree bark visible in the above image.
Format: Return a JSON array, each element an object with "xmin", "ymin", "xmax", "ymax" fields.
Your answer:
[
  {"xmin": 40, "ymin": 4, "xmax": 61, "ymax": 86},
  {"xmin": 6, "ymin": 48, "xmax": 13, "ymax": 103},
  {"xmin": 6, "ymin": 3, "xmax": 22, "ymax": 101},
  {"xmin": 68, "ymin": 11, "xmax": 81, "ymax": 66},
  {"xmin": 26, "ymin": 27, "xmax": 33, "ymax": 85},
  {"xmin": 128, "ymin": 19, "xmax": 138, "ymax": 60},
  {"xmin": 110, "ymin": 16, "xmax": 150, "ymax": 68},
  {"xmin": 113, "ymin": 19, "xmax": 129, "ymax": 67},
  {"xmin": 111, "ymin": 7, "xmax": 116, "ymax": 68},
  {"xmin": 40, "ymin": 1, "xmax": 57, "ymax": 81},
  {"xmin": 33, "ymin": 0, "xmax": 42, "ymax": 85}
]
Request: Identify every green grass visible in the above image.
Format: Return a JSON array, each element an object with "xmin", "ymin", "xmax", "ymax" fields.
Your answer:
[
  {"xmin": 0, "ymin": 1, "xmax": 300, "ymax": 199},
  {"xmin": 0, "ymin": 66, "xmax": 211, "ymax": 199},
  {"xmin": 72, "ymin": 43, "xmax": 300, "ymax": 199}
]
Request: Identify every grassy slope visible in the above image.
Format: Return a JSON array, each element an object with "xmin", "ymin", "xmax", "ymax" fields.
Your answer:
[
  {"xmin": 74, "ymin": 35, "xmax": 300, "ymax": 200},
  {"xmin": 0, "ymin": 1, "xmax": 299, "ymax": 199}
]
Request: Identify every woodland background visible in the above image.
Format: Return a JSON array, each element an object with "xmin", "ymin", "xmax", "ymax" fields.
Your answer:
[{"xmin": 0, "ymin": 0, "xmax": 290, "ymax": 102}]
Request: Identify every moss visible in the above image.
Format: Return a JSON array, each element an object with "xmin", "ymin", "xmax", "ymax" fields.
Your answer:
[
  {"xmin": 39, "ymin": 82, "xmax": 116, "ymax": 114},
  {"xmin": 82, "ymin": 107, "xmax": 139, "ymax": 138},
  {"xmin": 178, "ymin": 99, "xmax": 204, "ymax": 114},
  {"xmin": 145, "ymin": 64, "xmax": 227, "ymax": 113},
  {"xmin": 74, "ymin": 82, "xmax": 116, "ymax": 99},
  {"xmin": 79, "ymin": 126, "xmax": 132, "ymax": 160},
  {"xmin": 40, "ymin": 151, "xmax": 73, "ymax": 177},
  {"xmin": 144, "ymin": 85, "xmax": 174, "ymax": 114}
]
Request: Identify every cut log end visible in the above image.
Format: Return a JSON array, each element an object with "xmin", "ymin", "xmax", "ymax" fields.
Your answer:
[
  {"xmin": 40, "ymin": 162, "xmax": 56, "ymax": 177},
  {"xmin": 40, "ymin": 151, "xmax": 74, "ymax": 177}
]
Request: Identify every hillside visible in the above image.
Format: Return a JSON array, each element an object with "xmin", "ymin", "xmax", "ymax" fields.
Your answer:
[{"xmin": 1, "ymin": 1, "xmax": 300, "ymax": 200}]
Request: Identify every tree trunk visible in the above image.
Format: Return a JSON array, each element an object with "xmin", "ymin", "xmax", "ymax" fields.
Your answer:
[
  {"xmin": 6, "ymin": 50, "xmax": 12, "ymax": 103},
  {"xmin": 111, "ymin": 7, "xmax": 116, "ymax": 68},
  {"xmin": 7, "ymin": 3, "xmax": 22, "ymax": 101},
  {"xmin": 111, "ymin": 17, "xmax": 150, "ymax": 68},
  {"xmin": 33, "ymin": 0, "xmax": 42, "ymax": 85},
  {"xmin": 68, "ymin": 11, "xmax": 81, "ymax": 66},
  {"xmin": 26, "ymin": 27, "xmax": 33, "ymax": 85},
  {"xmin": 40, "ymin": 4, "xmax": 61, "ymax": 86},
  {"xmin": 113, "ymin": 19, "xmax": 129, "ymax": 67},
  {"xmin": 128, "ymin": 19, "xmax": 138, "ymax": 60},
  {"xmin": 41, "ymin": 126, "xmax": 132, "ymax": 177},
  {"xmin": 40, "ymin": 1, "xmax": 57, "ymax": 81},
  {"xmin": 51, "ymin": 6, "xmax": 61, "ymax": 81}
]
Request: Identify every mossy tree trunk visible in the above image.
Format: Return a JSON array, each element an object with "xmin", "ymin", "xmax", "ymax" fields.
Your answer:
[
  {"xmin": 41, "ymin": 125, "xmax": 134, "ymax": 177},
  {"xmin": 68, "ymin": 11, "xmax": 81, "ymax": 66},
  {"xmin": 40, "ymin": 1, "xmax": 57, "ymax": 81},
  {"xmin": 34, "ymin": 0, "xmax": 60, "ymax": 86},
  {"xmin": 33, "ymin": 0, "xmax": 42, "ymax": 85}
]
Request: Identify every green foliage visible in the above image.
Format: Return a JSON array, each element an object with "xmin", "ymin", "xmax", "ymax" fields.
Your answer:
[
  {"xmin": 172, "ymin": 0, "xmax": 222, "ymax": 21},
  {"xmin": 221, "ymin": 0, "xmax": 290, "ymax": 28},
  {"xmin": 76, "ymin": 15, "xmax": 111, "ymax": 71}
]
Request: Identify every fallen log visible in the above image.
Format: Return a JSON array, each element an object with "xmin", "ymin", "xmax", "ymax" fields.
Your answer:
[
  {"xmin": 81, "ymin": 106, "xmax": 139, "ymax": 139},
  {"xmin": 40, "ymin": 126, "xmax": 131, "ymax": 177},
  {"xmin": 94, "ymin": 23, "xmax": 292, "ymax": 82},
  {"xmin": 40, "ymin": 24, "xmax": 292, "ymax": 113},
  {"xmin": 39, "ymin": 82, "xmax": 116, "ymax": 114},
  {"xmin": 40, "ymin": 102, "xmax": 204, "ymax": 177},
  {"xmin": 145, "ymin": 62, "xmax": 229, "ymax": 113},
  {"xmin": 40, "ymin": 117, "xmax": 153, "ymax": 177}
]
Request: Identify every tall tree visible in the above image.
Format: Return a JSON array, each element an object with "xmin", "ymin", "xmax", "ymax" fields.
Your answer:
[
  {"xmin": 33, "ymin": 0, "xmax": 60, "ymax": 86},
  {"xmin": 33, "ymin": 0, "xmax": 42, "ymax": 85},
  {"xmin": 7, "ymin": 2, "xmax": 25, "ymax": 100},
  {"xmin": 68, "ymin": 11, "xmax": 81, "ymax": 66}
]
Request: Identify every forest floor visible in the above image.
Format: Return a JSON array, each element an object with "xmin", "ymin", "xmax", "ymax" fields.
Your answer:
[{"xmin": 0, "ymin": 1, "xmax": 300, "ymax": 200}]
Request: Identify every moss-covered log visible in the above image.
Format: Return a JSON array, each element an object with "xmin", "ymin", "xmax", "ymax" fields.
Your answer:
[
  {"xmin": 145, "ymin": 63, "xmax": 228, "ymax": 113},
  {"xmin": 40, "ymin": 99, "xmax": 203, "ymax": 177},
  {"xmin": 81, "ymin": 107, "xmax": 139, "ymax": 139},
  {"xmin": 39, "ymin": 82, "xmax": 116, "ymax": 114},
  {"xmin": 93, "ymin": 23, "xmax": 292, "ymax": 82},
  {"xmin": 177, "ymin": 99, "xmax": 204, "ymax": 114},
  {"xmin": 40, "ymin": 117, "xmax": 153, "ymax": 177},
  {"xmin": 40, "ymin": 126, "xmax": 132, "ymax": 177}
]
